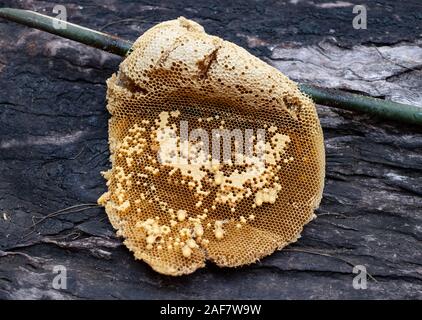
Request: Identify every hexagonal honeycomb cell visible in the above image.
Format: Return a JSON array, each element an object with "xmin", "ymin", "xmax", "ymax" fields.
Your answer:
[{"xmin": 98, "ymin": 17, "xmax": 325, "ymax": 276}]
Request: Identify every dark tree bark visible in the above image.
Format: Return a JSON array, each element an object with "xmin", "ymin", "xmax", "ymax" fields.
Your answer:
[{"xmin": 0, "ymin": 0, "xmax": 421, "ymax": 299}]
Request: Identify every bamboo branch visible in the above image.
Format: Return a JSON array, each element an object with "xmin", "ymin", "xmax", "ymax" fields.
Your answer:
[
  {"xmin": 0, "ymin": 8, "xmax": 131, "ymax": 56},
  {"xmin": 298, "ymin": 84, "xmax": 422, "ymax": 125},
  {"xmin": 1, "ymin": 7, "xmax": 421, "ymax": 125}
]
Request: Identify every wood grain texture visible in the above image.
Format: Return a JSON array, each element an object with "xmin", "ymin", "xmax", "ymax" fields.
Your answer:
[{"xmin": 0, "ymin": 0, "xmax": 421, "ymax": 299}]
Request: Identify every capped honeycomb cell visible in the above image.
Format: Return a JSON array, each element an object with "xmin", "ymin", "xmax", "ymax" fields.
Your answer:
[{"xmin": 98, "ymin": 17, "xmax": 325, "ymax": 276}]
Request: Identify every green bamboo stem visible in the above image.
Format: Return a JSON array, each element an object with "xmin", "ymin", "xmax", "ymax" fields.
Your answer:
[
  {"xmin": 299, "ymin": 84, "xmax": 422, "ymax": 125},
  {"xmin": 1, "ymin": 7, "xmax": 421, "ymax": 125},
  {"xmin": 0, "ymin": 8, "xmax": 131, "ymax": 56}
]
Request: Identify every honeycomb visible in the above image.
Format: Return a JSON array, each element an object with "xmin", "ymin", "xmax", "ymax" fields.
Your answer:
[{"xmin": 98, "ymin": 17, "xmax": 325, "ymax": 276}]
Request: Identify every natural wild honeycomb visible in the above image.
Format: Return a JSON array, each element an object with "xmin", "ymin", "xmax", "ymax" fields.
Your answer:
[{"xmin": 98, "ymin": 17, "xmax": 325, "ymax": 276}]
